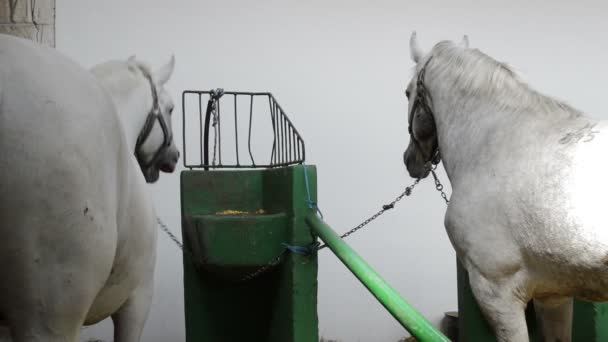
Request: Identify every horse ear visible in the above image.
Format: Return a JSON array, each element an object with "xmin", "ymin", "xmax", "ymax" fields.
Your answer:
[
  {"xmin": 126, "ymin": 55, "xmax": 138, "ymax": 72},
  {"xmin": 410, "ymin": 31, "xmax": 425, "ymax": 63},
  {"xmin": 154, "ymin": 55, "xmax": 175, "ymax": 85},
  {"xmin": 460, "ymin": 35, "xmax": 469, "ymax": 48}
]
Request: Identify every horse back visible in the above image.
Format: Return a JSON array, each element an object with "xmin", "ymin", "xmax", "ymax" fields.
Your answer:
[
  {"xmin": 0, "ymin": 34, "xmax": 135, "ymax": 318},
  {"xmin": 0, "ymin": 34, "xmax": 128, "ymax": 215}
]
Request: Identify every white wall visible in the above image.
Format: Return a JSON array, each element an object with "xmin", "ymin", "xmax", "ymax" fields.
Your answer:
[{"xmin": 55, "ymin": 1, "xmax": 608, "ymax": 341}]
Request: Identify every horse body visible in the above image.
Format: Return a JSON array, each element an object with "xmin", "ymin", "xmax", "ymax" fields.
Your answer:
[
  {"xmin": 0, "ymin": 34, "xmax": 177, "ymax": 342},
  {"xmin": 405, "ymin": 33, "xmax": 608, "ymax": 341}
]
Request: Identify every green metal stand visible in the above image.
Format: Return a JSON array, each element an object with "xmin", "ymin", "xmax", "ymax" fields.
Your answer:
[
  {"xmin": 457, "ymin": 260, "xmax": 608, "ymax": 341},
  {"xmin": 572, "ymin": 300, "xmax": 608, "ymax": 340},
  {"xmin": 180, "ymin": 165, "xmax": 318, "ymax": 342}
]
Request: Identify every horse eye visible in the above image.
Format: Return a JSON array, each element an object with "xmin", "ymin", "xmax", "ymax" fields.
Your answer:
[
  {"xmin": 168, "ymin": 106, "xmax": 174, "ymax": 115},
  {"xmin": 405, "ymin": 90, "xmax": 411, "ymax": 98}
]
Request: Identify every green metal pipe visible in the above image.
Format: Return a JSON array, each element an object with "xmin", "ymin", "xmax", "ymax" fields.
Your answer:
[{"xmin": 306, "ymin": 214, "xmax": 451, "ymax": 342}]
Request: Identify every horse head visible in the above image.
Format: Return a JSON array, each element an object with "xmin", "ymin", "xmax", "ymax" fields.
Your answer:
[
  {"xmin": 92, "ymin": 55, "xmax": 180, "ymax": 183},
  {"xmin": 403, "ymin": 32, "xmax": 468, "ymax": 179}
]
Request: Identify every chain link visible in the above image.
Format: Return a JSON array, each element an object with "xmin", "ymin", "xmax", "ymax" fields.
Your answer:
[
  {"xmin": 240, "ymin": 249, "xmax": 287, "ymax": 281},
  {"xmin": 431, "ymin": 164, "xmax": 450, "ymax": 204},
  {"xmin": 157, "ymin": 217, "xmax": 203, "ymax": 266},
  {"xmin": 156, "ymin": 217, "xmax": 201, "ymax": 265},
  {"xmin": 157, "ymin": 217, "xmax": 183, "ymax": 249}
]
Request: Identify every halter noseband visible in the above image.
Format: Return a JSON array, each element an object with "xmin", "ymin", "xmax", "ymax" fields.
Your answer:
[
  {"xmin": 408, "ymin": 56, "xmax": 441, "ymax": 166},
  {"xmin": 134, "ymin": 67, "xmax": 173, "ymax": 171}
]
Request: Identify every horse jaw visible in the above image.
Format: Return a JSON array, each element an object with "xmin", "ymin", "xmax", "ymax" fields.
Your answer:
[
  {"xmin": 142, "ymin": 166, "xmax": 160, "ymax": 183},
  {"xmin": 142, "ymin": 146, "xmax": 179, "ymax": 183},
  {"xmin": 403, "ymin": 145, "xmax": 432, "ymax": 179}
]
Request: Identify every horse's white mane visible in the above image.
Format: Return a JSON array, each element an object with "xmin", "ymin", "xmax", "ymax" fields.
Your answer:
[{"xmin": 425, "ymin": 41, "xmax": 582, "ymax": 118}]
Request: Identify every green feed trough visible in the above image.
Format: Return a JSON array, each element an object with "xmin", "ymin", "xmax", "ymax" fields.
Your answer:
[{"xmin": 179, "ymin": 90, "xmax": 608, "ymax": 342}]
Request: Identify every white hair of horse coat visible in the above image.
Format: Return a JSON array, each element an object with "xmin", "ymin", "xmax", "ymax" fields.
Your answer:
[
  {"xmin": 0, "ymin": 34, "xmax": 177, "ymax": 342},
  {"xmin": 405, "ymin": 32, "xmax": 607, "ymax": 342}
]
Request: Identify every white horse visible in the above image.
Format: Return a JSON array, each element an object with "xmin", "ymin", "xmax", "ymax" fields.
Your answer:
[
  {"xmin": 403, "ymin": 32, "xmax": 608, "ymax": 342},
  {"xmin": 0, "ymin": 34, "xmax": 179, "ymax": 342}
]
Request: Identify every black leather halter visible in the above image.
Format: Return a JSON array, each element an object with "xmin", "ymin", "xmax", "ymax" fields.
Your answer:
[
  {"xmin": 408, "ymin": 57, "xmax": 441, "ymax": 165},
  {"xmin": 134, "ymin": 68, "xmax": 173, "ymax": 171}
]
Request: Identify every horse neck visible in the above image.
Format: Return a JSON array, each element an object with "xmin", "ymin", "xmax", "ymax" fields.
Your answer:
[
  {"xmin": 430, "ymin": 92, "xmax": 486, "ymax": 182},
  {"xmin": 427, "ymin": 74, "xmax": 587, "ymax": 184},
  {"xmin": 101, "ymin": 78, "xmax": 151, "ymax": 154}
]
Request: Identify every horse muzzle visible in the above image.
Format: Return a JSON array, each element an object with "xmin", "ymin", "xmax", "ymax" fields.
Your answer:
[
  {"xmin": 159, "ymin": 149, "xmax": 180, "ymax": 173},
  {"xmin": 404, "ymin": 148, "xmax": 432, "ymax": 179}
]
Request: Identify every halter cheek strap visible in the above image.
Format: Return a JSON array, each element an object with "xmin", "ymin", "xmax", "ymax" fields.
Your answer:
[
  {"xmin": 408, "ymin": 57, "xmax": 440, "ymax": 165},
  {"xmin": 134, "ymin": 68, "xmax": 173, "ymax": 171}
]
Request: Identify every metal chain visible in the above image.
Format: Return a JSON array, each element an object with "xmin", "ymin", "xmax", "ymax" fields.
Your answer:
[
  {"xmin": 431, "ymin": 165, "xmax": 450, "ymax": 204},
  {"xmin": 237, "ymin": 165, "xmax": 450, "ymax": 280},
  {"xmin": 157, "ymin": 164, "xmax": 451, "ymax": 282},
  {"xmin": 157, "ymin": 217, "xmax": 183, "ymax": 249},
  {"xmin": 156, "ymin": 215, "xmax": 288, "ymax": 282},
  {"xmin": 313, "ymin": 178, "xmax": 421, "ymax": 251},
  {"xmin": 240, "ymin": 249, "xmax": 287, "ymax": 281},
  {"xmin": 236, "ymin": 179, "xmax": 422, "ymax": 281},
  {"xmin": 156, "ymin": 217, "xmax": 202, "ymax": 264}
]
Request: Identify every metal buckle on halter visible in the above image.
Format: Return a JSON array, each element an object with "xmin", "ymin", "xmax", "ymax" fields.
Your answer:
[{"xmin": 431, "ymin": 149, "xmax": 441, "ymax": 165}]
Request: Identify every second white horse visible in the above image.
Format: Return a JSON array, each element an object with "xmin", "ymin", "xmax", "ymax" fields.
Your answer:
[{"xmin": 404, "ymin": 32, "xmax": 608, "ymax": 342}]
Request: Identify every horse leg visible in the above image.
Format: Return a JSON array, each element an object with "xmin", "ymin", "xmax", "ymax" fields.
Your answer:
[
  {"xmin": 533, "ymin": 297, "xmax": 572, "ymax": 342},
  {"xmin": 111, "ymin": 278, "xmax": 154, "ymax": 342},
  {"xmin": 468, "ymin": 269, "xmax": 530, "ymax": 342}
]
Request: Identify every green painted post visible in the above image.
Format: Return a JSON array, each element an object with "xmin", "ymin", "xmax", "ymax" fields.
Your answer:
[
  {"xmin": 180, "ymin": 165, "xmax": 318, "ymax": 342},
  {"xmin": 456, "ymin": 260, "xmax": 496, "ymax": 341},
  {"xmin": 306, "ymin": 214, "xmax": 450, "ymax": 342},
  {"xmin": 572, "ymin": 300, "xmax": 608, "ymax": 340},
  {"xmin": 457, "ymin": 261, "xmax": 539, "ymax": 341}
]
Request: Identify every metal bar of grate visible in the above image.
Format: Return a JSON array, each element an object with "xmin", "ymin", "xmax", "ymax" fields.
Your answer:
[
  {"xmin": 248, "ymin": 95, "xmax": 255, "ymax": 166},
  {"xmin": 233, "ymin": 95, "xmax": 239, "ymax": 166},
  {"xmin": 182, "ymin": 90, "xmax": 305, "ymax": 169}
]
